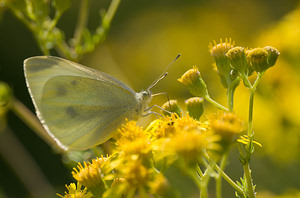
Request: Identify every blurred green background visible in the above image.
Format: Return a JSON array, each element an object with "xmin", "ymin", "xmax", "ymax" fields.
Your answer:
[{"xmin": 1, "ymin": 0, "xmax": 300, "ymax": 197}]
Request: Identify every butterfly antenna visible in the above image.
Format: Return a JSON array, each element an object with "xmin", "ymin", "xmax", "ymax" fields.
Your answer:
[{"xmin": 147, "ymin": 53, "xmax": 181, "ymax": 90}]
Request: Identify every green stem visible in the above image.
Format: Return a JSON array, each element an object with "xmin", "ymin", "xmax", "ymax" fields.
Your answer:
[
  {"xmin": 196, "ymin": 164, "xmax": 204, "ymax": 178},
  {"xmin": 247, "ymin": 90, "xmax": 255, "ymax": 137},
  {"xmin": 188, "ymin": 169, "xmax": 202, "ymax": 190},
  {"xmin": 73, "ymin": 0, "xmax": 90, "ymax": 47},
  {"xmin": 204, "ymin": 96, "xmax": 229, "ymax": 112},
  {"xmin": 243, "ymin": 162, "xmax": 255, "ymax": 198},
  {"xmin": 199, "ymin": 157, "xmax": 217, "ymax": 198},
  {"xmin": 102, "ymin": 0, "xmax": 121, "ymax": 29},
  {"xmin": 216, "ymin": 152, "xmax": 229, "ymax": 198},
  {"xmin": 242, "ymin": 72, "xmax": 264, "ymax": 198},
  {"xmin": 203, "ymin": 153, "xmax": 243, "ymax": 195},
  {"xmin": 227, "ymin": 86, "xmax": 234, "ymax": 112},
  {"xmin": 214, "ymin": 161, "xmax": 243, "ymax": 195}
]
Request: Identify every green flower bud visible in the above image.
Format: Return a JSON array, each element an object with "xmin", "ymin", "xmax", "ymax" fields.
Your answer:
[
  {"xmin": 178, "ymin": 66, "xmax": 209, "ymax": 98},
  {"xmin": 162, "ymin": 100, "xmax": 181, "ymax": 117},
  {"xmin": 247, "ymin": 48, "xmax": 269, "ymax": 72},
  {"xmin": 209, "ymin": 38, "xmax": 235, "ymax": 76},
  {"xmin": 185, "ymin": 97, "xmax": 204, "ymax": 120},
  {"xmin": 264, "ymin": 46, "xmax": 280, "ymax": 67},
  {"xmin": 226, "ymin": 46, "xmax": 248, "ymax": 75}
]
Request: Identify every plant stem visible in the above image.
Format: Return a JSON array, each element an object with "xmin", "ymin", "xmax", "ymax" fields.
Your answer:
[
  {"xmin": 196, "ymin": 164, "xmax": 204, "ymax": 178},
  {"xmin": 102, "ymin": 0, "xmax": 121, "ymax": 28},
  {"xmin": 203, "ymin": 152, "xmax": 243, "ymax": 195},
  {"xmin": 242, "ymin": 72, "xmax": 264, "ymax": 198},
  {"xmin": 204, "ymin": 96, "xmax": 229, "ymax": 112},
  {"xmin": 227, "ymin": 86, "xmax": 234, "ymax": 112},
  {"xmin": 214, "ymin": 160, "xmax": 243, "ymax": 195},
  {"xmin": 73, "ymin": 0, "xmax": 90, "ymax": 47},
  {"xmin": 247, "ymin": 90, "xmax": 255, "ymax": 137},
  {"xmin": 199, "ymin": 156, "xmax": 218, "ymax": 198},
  {"xmin": 243, "ymin": 162, "xmax": 255, "ymax": 198},
  {"xmin": 216, "ymin": 152, "xmax": 229, "ymax": 198}
]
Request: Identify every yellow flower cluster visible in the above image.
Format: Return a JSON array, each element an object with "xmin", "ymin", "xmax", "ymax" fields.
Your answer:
[
  {"xmin": 57, "ymin": 183, "xmax": 92, "ymax": 198},
  {"xmin": 72, "ymin": 156, "xmax": 110, "ymax": 188},
  {"xmin": 62, "ymin": 114, "xmax": 226, "ymax": 197}
]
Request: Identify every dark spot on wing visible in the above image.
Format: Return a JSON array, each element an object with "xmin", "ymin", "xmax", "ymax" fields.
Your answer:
[
  {"xmin": 56, "ymin": 86, "xmax": 67, "ymax": 96},
  {"xmin": 26, "ymin": 61, "xmax": 54, "ymax": 72},
  {"xmin": 66, "ymin": 106, "xmax": 78, "ymax": 118},
  {"xmin": 71, "ymin": 80, "xmax": 78, "ymax": 86}
]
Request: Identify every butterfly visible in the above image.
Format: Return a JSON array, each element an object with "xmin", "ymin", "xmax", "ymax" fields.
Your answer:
[{"xmin": 24, "ymin": 55, "xmax": 179, "ymax": 151}]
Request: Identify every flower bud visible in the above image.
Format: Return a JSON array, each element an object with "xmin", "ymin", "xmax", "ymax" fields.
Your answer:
[
  {"xmin": 247, "ymin": 48, "xmax": 269, "ymax": 72},
  {"xmin": 185, "ymin": 97, "xmax": 204, "ymax": 120},
  {"xmin": 264, "ymin": 46, "xmax": 280, "ymax": 67},
  {"xmin": 178, "ymin": 66, "xmax": 209, "ymax": 98},
  {"xmin": 209, "ymin": 38, "xmax": 235, "ymax": 76},
  {"xmin": 226, "ymin": 46, "xmax": 248, "ymax": 75},
  {"xmin": 162, "ymin": 100, "xmax": 181, "ymax": 117}
]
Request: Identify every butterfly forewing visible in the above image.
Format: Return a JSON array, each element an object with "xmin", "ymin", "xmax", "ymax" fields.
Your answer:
[{"xmin": 24, "ymin": 56, "xmax": 139, "ymax": 150}]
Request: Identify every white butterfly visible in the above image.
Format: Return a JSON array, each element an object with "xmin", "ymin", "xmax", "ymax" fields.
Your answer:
[{"xmin": 24, "ymin": 56, "xmax": 163, "ymax": 151}]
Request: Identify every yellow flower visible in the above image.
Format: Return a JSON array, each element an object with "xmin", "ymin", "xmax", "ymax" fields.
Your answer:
[
  {"xmin": 115, "ymin": 121, "xmax": 145, "ymax": 142},
  {"xmin": 164, "ymin": 128, "xmax": 220, "ymax": 163},
  {"xmin": 178, "ymin": 66, "xmax": 209, "ymax": 98},
  {"xmin": 120, "ymin": 159, "xmax": 151, "ymax": 187},
  {"xmin": 210, "ymin": 112, "xmax": 243, "ymax": 150},
  {"xmin": 146, "ymin": 118, "xmax": 176, "ymax": 140},
  {"xmin": 151, "ymin": 114, "xmax": 219, "ymax": 164},
  {"xmin": 172, "ymin": 113, "xmax": 206, "ymax": 131},
  {"xmin": 115, "ymin": 121, "xmax": 152, "ymax": 157},
  {"xmin": 72, "ymin": 156, "xmax": 110, "ymax": 188},
  {"xmin": 57, "ymin": 183, "xmax": 92, "ymax": 198},
  {"xmin": 111, "ymin": 177, "xmax": 127, "ymax": 187}
]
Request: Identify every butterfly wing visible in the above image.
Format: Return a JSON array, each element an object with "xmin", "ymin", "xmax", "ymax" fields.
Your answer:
[{"xmin": 24, "ymin": 56, "xmax": 138, "ymax": 150}]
